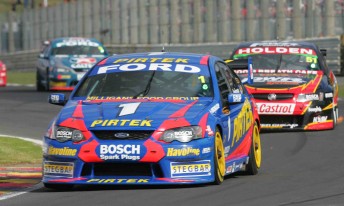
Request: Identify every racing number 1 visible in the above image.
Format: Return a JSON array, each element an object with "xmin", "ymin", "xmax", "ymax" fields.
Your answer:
[
  {"xmin": 198, "ymin": 76, "xmax": 205, "ymax": 83},
  {"xmin": 118, "ymin": 103, "xmax": 140, "ymax": 116}
]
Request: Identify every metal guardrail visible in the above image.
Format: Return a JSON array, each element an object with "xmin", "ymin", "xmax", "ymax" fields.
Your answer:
[
  {"xmin": 1, "ymin": 0, "xmax": 344, "ymax": 54},
  {"xmin": 1, "ymin": 37, "xmax": 343, "ymax": 75}
]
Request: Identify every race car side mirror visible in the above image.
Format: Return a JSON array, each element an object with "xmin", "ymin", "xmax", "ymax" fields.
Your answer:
[
  {"xmin": 320, "ymin": 49, "xmax": 327, "ymax": 57},
  {"xmin": 48, "ymin": 93, "xmax": 67, "ymax": 106},
  {"xmin": 246, "ymin": 57, "xmax": 253, "ymax": 85},
  {"xmin": 228, "ymin": 93, "xmax": 245, "ymax": 104}
]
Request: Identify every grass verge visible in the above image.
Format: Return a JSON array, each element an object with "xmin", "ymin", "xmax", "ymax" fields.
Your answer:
[
  {"xmin": 7, "ymin": 70, "xmax": 35, "ymax": 85},
  {"xmin": 0, "ymin": 136, "xmax": 42, "ymax": 166},
  {"xmin": 339, "ymin": 82, "xmax": 344, "ymax": 99}
]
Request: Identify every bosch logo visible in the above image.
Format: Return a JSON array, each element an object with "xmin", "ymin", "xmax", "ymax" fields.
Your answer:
[
  {"xmin": 114, "ymin": 133, "xmax": 130, "ymax": 138},
  {"xmin": 268, "ymin": 93, "xmax": 277, "ymax": 101},
  {"xmin": 100, "ymin": 144, "xmax": 140, "ymax": 155}
]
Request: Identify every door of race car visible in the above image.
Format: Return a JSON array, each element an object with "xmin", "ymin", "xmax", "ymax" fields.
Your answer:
[{"xmin": 215, "ymin": 62, "xmax": 251, "ymax": 159}]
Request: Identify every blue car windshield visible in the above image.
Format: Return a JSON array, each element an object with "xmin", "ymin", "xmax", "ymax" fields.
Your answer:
[{"xmin": 74, "ymin": 70, "xmax": 214, "ymax": 98}]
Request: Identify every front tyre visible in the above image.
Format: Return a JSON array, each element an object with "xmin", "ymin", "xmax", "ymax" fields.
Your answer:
[
  {"xmin": 36, "ymin": 70, "xmax": 45, "ymax": 91},
  {"xmin": 332, "ymin": 105, "xmax": 338, "ymax": 129},
  {"xmin": 45, "ymin": 67, "xmax": 50, "ymax": 91},
  {"xmin": 213, "ymin": 128, "xmax": 225, "ymax": 185},
  {"xmin": 245, "ymin": 122, "xmax": 261, "ymax": 175}
]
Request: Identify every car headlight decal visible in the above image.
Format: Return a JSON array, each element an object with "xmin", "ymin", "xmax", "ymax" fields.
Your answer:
[
  {"xmin": 296, "ymin": 93, "xmax": 322, "ymax": 102},
  {"xmin": 160, "ymin": 126, "xmax": 202, "ymax": 143},
  {"xmin": 51, "ymin": 126, "xmax": 85, "ymax": 143}
]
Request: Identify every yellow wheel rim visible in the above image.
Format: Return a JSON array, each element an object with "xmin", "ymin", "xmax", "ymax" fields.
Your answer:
[
  {"xmin": 253, "ymin": 124, "xmax": 262, "ymax": 168},
  {"xmin": 215, "ymin": 131, "xmax": 225, "ymax": 177}
]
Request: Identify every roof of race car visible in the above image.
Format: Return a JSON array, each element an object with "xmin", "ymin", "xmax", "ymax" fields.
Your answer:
[
  {"xmin": 48, "ymin": 37, "xmax": 104, "ymax": 47},
  {"xmin": 233, "ymin": 40, "xmax": 319, "ymax": 50},
  {"xmin": 97, "ymin": 52, "xmax": 213, "ymax": 66}
]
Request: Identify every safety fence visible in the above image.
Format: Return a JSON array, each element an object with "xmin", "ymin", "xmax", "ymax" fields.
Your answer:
[
  {"xmin": 1, "ymin": 36, "xmax": 343, "ymax": 75},
  {"xmin": 1, "ymin": 0, "xmax": 344, "ymax": 53}
]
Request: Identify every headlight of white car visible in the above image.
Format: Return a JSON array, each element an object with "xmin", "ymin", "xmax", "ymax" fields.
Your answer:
[{"xmin": 160, "ymin": 126, "xmax": 202, "ymax": 143}]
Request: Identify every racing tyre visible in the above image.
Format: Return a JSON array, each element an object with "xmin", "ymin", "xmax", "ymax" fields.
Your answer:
[
  {"xmin": 213, "ymin": 128, "xmax": 225, "ymax": 185},
  {"xmin": 332, "ymin": 106, "xmax": 338, "ymax": 129},
  {"xmin": 45, "ymin": 67, "xmax": 50, "ymax": 91},
  {"xmin": 44, "ymin": 183, "xmax": 74, "ymax": 190},
  {"xmin": 36, "ymin": 70, "xmax": 45, "ymax": 91},
  {"xmin": 245, "ymin": 122, "xmax": 261, "ymax": 175}
]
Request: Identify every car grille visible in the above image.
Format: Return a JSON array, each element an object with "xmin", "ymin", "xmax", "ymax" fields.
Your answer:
[
  {"xmin": 253, "ymin": 93, "xmax": 294, "ymax": 100},
  {"xmin": 81, "ymin": 163, "xmax": 163, "ymax": 177},
  {"xmin": 73, "ymin": 69, "xmax": 85, "ymax": 72},
  {"xmin": 260, "ymin": 115, "xmax": 304, "ymax": 125},
  {"xmin": 92, "ymin": 130, "xmax": 154, "ymax": 140}
]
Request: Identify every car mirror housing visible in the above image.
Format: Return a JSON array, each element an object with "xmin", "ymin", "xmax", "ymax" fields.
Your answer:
[
  {"xmin": 48, "ymin": 93, "xmax": 67, "ymax": 106},
  {"xmin": 228, "ymin": 93, "xmax": 245, "ymax": 104}
]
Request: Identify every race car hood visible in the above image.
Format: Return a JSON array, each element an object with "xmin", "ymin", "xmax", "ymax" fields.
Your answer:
[
  {"xmin": 52, "ymin": 56, "xmax": 105, "ymax": 70},
  {"xmin": 56, "ymin": 99, "xmax": 213, "ymax": 130},
  {"xmin": 244, "ymin": 71, "xmax": 320, "ymax": 89}
]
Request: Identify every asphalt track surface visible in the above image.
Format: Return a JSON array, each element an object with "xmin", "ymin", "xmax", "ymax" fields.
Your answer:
[{"xmin": 1, "ymin": 85, "xmax": 344, "ymax": 206}]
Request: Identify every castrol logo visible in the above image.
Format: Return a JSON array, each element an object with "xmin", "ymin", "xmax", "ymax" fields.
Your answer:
[{"xmin": 256, "ymin": 103, "xmax": 295, "ymax": 114}]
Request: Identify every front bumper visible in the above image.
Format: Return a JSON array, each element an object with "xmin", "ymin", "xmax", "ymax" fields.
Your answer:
[
  {"xmin": 0, "ymin": 72, "xmax": 6, "ymax": 86},
  {"xmin": 42, "ymin": 137, "xmax": 216, "ymax": 185},
  {"xmin": 259, "ymin": 103, "xmax": 334, "ymax": 130},
  {"xmin": 49, "ymin": 71, "xmax": 86, "ymax": 91}
]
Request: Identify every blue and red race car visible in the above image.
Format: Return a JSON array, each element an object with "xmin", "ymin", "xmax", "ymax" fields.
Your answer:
[
  {"xmin": 36, "ymin": 37, "xmax": 108, "ymax": 91},
  {"xmin": 229, "ymin": 41, "xmax": 339, "ymax": 130},
  {"xmin": 42, "ymin": 52, "xmax": 261, "ymax": 189}
]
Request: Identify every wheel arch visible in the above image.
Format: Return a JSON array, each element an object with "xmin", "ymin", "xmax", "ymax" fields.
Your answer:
[
  {"xmin": 215, "ymin": 124, "xmax": 224, "ymax": 141},
  {"xmin": 254, "ymin": 118, "xmax": 261, "ymax": 131}
]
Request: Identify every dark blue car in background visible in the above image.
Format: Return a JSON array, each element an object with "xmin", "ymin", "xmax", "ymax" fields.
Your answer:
[{"xmin": 36, "ymin": 37, "xmax": 108, "ymax": 91}]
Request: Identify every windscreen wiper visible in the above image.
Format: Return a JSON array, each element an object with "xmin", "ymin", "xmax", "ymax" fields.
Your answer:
[{"xmin": 132, "ymin": 71, "xmax": 156, "ymax": 99}]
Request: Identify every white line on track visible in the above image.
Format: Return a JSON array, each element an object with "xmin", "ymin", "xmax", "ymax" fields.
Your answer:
[
  {"xmin": 0, "ymin": 183, "xmax": 43, "ymax": 201},
  {"xmin": 6, "ymin": 83, "xmax": 35, "ymax": 87},
  {"xmin": 0, "ymin": 134, "xmax": 43, "ymax": 146}
]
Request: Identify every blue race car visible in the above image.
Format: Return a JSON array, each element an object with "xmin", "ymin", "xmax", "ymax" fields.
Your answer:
[
  {"xmin": 42, "ymin": 52, "xmax": 261, "ymax": 189},
  {"xmin": 36, "ymin": 37, "xmax": 108, "ymax": 91}
]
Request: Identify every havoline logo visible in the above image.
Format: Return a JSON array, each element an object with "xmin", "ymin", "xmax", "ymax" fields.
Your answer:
[{"xmin": 167, "ymin": 148, "xmax": 200, "ymax": 156}]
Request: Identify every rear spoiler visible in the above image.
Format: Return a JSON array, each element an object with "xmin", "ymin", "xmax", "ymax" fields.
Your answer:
[{"xmin": 225, "ymin": 58, "xmax": 253, "ymax": 85}]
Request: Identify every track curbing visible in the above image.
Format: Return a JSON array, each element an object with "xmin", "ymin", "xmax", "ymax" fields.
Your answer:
[{"xmin": 0, "ymin": 134, "xmax": 43, "ymax": 201}]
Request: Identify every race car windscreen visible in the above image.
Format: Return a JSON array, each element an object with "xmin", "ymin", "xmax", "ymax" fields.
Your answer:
[
  {"xmin": 73, "ymin": 70, "xmax": 214, "ymax": 99},
  {"xmin": 51, "ymin": 45, "xmax": 106, "ymax": 56},
  {"xmin": 233, "ymin": 47, "xmax": 320, "ymax": 72}
]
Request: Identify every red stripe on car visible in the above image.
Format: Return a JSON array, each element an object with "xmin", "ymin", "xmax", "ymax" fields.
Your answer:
[{"xmin": 200, "ymin": 55, "xmax": 209, "ymax": 65}]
